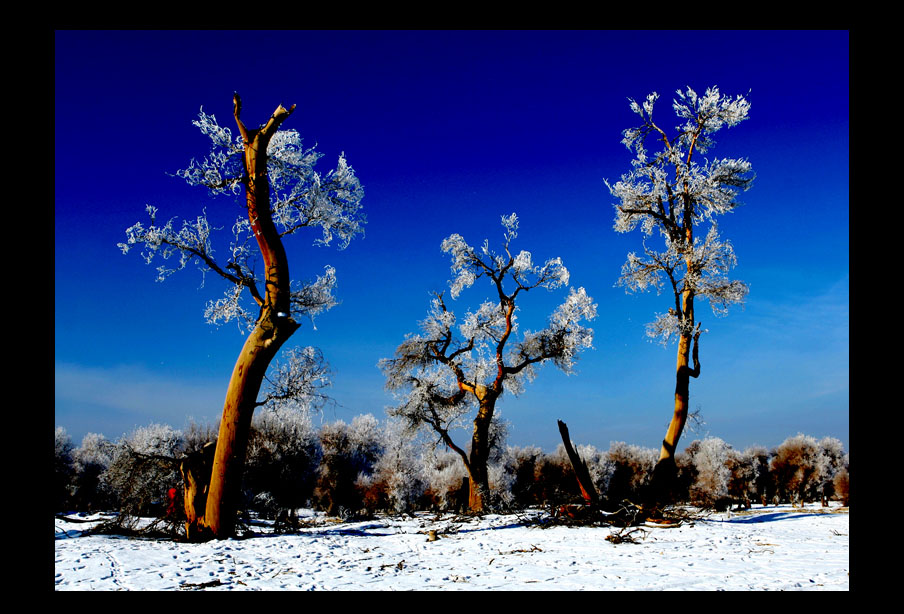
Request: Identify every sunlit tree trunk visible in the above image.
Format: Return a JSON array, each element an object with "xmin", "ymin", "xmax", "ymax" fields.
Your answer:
[
  {"xmin": 649, "ymin": 289, "xmax": 701, "ymax": 513},
  {"xmin": 662, "ymin": 291, "xmax": 696, "ymax": 464},
  {"xmin": 180, "ymin": 442, "xmax": 215, "ymax": 539},
  {"xmin": 186, "ymin": 96, "xmax": 300, "ymax": 540},
  {"xmin": 466, "ymin": 396, "xmax": 497, "ymax": 512},
  {"xmin": 198, "ymin": 318, "xmax": 298, "ymax": 537}
]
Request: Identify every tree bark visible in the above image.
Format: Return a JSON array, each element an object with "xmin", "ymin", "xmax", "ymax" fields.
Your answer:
[
  {"xmin": 466, "ymin": 396, "xmax": 497, "ymax": 512},
  {"xmin": 185, "ymin": 95, "xmax": 300, "ymax": 541},
  {"xmin": 180, "ymin": 442, "xmax": 215, "ymax": 541},
  {"xmin": 557, "ymin": 420, "xmax": 600, "ymax": 506},
  {"xmin": 648, "ymin": 318, "xmax": 701, "ymax": 513}
]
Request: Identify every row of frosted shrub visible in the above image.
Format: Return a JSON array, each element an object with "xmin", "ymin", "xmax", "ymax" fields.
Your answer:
[{"xmin": 54, "ymin": 410, "xmax": 849, "ymax": 521}]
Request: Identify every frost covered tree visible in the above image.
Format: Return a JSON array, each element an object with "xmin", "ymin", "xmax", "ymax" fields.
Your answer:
[
  {"xmin": 103, "ymin": 423, "xmax": 186, "ymax": 528},
  {"xmin": 119, "ymin": 94, "xmax": 365, "ymax": 540},
  {"xmin": 725, "ymin": 447, "xmax": 759, "ymax": 509},
  {"xmin": 315, "ymin": 414, "xmax": 384, "ymax": 517},
  {"xmin": 421, "ymin": 445, "xmax": 471, "ymax": 511},
  {"xmin": 770, "ymin": 434, "xmax": 846, "ymax": 505},
  {"xmin": 605, "ymin": 86, "xmax": 754, "ymax": 512},
  {"xmin": 770, "ymin": 434, "xmax": 820, "ymax": 505},
  {"xmin": 687, "ymin": 437, "xmax": 731, "ymax": 508},
  {"xmin": 815, "ymin": 436, "xmax": 845, "ymax": 505},
  {"xmin": 71, "ymin": 432, "xmax": 117, "ymax": 512},
  {"xmin": 508, "ymin": 445, "xmax": 546, "ymax": 507},
  {"xmin": 363, "ymin": 418, "xmax": 429, "ymax": 514},
  {"xmin": 244, "ymin": 403, "xmax": 322, "ymax": 523},
  {"xmin": 380, "ymin": 213, "xmax": 596, "ymax": 512},
  {"xmin": 601, "ymin": 441, "xmax": 657, "ymax": 506},
  {"xmin": 745, "ymin": 445, "xmax": 773, "ymax": 505},
  {"xmin": 832, "ymin": 455, "xmax": 850, "ymax": 506},
  {"xmin": 54, "ymin": 427, "xmax": 75, "ymax": 512}
]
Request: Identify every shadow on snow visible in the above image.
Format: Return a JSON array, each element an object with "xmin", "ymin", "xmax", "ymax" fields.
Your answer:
[{"xmin": 710, "ymin": 511, "xmax": 833, "ymax": 524}]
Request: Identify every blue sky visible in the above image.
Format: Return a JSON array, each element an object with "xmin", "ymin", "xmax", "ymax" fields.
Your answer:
[{"xmin": 54, "ymin": 30, "xmax": 849, "ymax": 454}]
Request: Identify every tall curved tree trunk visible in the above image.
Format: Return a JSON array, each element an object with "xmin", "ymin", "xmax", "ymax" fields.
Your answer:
[
  {"xmin": 662, "ymin": 294, "xmax": 696, "ymax": 464},
  {"xmin": 648, "ymin": 293, "xmax": 701, "ymax": 514},
  {"xmin": 607, "ymin": 87, "xmax": 752, "ymax": 518},
  {"xmin": 185, "ymin": 95, "xmax": 300, "ymax": 541}
]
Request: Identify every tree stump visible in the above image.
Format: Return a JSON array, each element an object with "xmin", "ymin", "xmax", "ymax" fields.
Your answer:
[{"xmin": 179, "ymin": 442, "xmax": 216, "ymax": 541}]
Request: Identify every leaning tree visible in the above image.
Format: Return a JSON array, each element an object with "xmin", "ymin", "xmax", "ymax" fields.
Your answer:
[
  {"xmin": 119, "ymin": 94, "xmax": 365, "ymax": 540},
  {"xmin": 380, "ymin": 213, "xmax": 597, "ymax": 512},
  {"xmin": 605, "ymin": 86, "xmax": 753, "ymax": 513}
]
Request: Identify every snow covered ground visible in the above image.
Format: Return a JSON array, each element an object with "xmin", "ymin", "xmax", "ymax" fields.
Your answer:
[{"xmin": 54, "ymin": 503, "xmax": 849, "ymax": 591}]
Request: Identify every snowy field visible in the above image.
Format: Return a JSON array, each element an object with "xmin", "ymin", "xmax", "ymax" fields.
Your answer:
[{"xmin": 54, "ymin": 503, "xmax": 849, "ymax": 591}]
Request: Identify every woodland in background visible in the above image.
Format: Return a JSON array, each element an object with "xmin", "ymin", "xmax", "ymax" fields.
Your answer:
[{"xmin": 54, "ymin": 412, "xmax": 849, "ymax": 537}]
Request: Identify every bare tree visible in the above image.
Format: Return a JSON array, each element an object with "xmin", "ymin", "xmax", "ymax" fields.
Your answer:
[
  {"xmin": 119, "ymin": 94, "xmax": 365, "ymax": 540},
  {"xmin": 380, "ymin": 213, "xmax": 596, "ymax": 512},
  {"xmin": 605, "ymin": 86, "xmax": 753, "ymax": 513}
]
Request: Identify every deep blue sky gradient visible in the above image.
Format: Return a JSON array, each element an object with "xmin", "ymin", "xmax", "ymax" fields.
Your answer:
[{"xmin": 54, "ymin": 30, "xmax": 849, "ymax": 453}]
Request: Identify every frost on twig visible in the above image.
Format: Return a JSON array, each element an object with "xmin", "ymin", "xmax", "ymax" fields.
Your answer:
[
  {"xmin": 382, "ymin": 215, "xmax": 597, "ymax": 416},
  {"xmin": 117, "ymin": 205, "xmax": 216, "ymax": 283},
  {"xmin": 606, "ymin": 86, "xmax": 753, "ymax": 345},
  {"xmin": 259, "ymin": 346, "xmax": 333, "ymax": 413},
  {"xmin": 120, "ymin": 107, "xmax": 365, "ymax": 330}
]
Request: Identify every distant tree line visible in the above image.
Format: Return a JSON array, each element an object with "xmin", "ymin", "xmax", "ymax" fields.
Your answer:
[{"xmin": 54, "ymin": 410, "xmax": 849, "ymax": 531}]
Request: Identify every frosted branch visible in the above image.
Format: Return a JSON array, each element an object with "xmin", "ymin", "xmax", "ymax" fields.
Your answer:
[
  {"xmin": 117, "ymin": 205, "xmax": 218, "ymax": 283},
  {"xmin": 121, "ymin": 103, "xmax": 366, "ymax": 329},
  {"xmin": 259, "ymin": 346, "xmax": 332, "ymax": 412},
  {"xmin": 608, "ymin": 86, "xmax": 753, "ymax": 340},
  {"xmin": 289, "ymin": 265, "xmax": 338, "ymax": 327},
  {"xmin": 383, "ymin": 212, "xmax": 596, "ymax": 443},
  {"xmin": 205, "ymin": 283, "xmax": 257, "ymax": 332}
]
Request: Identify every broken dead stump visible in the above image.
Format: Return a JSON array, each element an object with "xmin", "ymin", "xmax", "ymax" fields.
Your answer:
[
  {"xmin": 556, "ymin": 419, "xmax": 600, "ymax": 507},
  {"xmin": 179, "ymin": 441, "xmax": 216, "ymax": 542},
  {"xmin": 548, "ymin": 420, "xmax": 699, "ymax": 531}
]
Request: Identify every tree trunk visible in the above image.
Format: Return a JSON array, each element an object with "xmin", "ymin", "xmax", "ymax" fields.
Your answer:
[
  {"xmin": 184, "ymin": 95, "xmax": 300, "ymax": 541},
  {"xmin": 655, "ymin": 193, "xmax": 700, "ymax": 470},
  {"xmin": 200, "ymin": 316, "xmax": 297, "ymax": 537},
  {"xmin": 466, "ymin": 397, "xmax": 496, "ymax": 513},
  {"xmin": 648, "ymin": 304, "xmax": 701, "ymax": 514},
  {"xmin": 557, "ymin": 420, "xmax": 600, "ymax": 506},
  {"xmin": 661, "ymin": 330, "xmax": 694, "ymax": 462},
  {"xmin": 466, "ymin": 464, "xmax": 489, "ymax": 513},
  {"xmin": 180, "ymin": 442, "xmax": 215, "ymax": 541}
]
